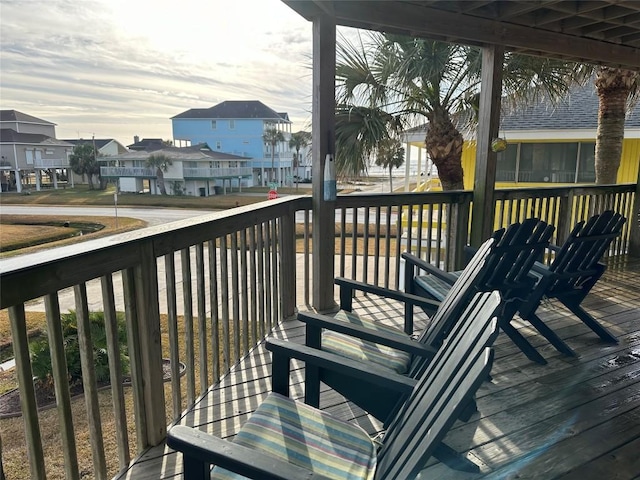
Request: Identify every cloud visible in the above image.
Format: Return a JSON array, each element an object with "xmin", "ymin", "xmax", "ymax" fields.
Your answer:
[{"xmin": 0, "ymin": 0, "xmax": 313, "ymax": 141}]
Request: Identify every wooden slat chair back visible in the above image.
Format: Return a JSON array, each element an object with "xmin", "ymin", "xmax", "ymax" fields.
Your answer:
[
  {"xmin": 518, "ymin": 210, "xmax": 626, "ymax": 351},
  {"xmin": 167, "ymin": 291, "xmax": 500, "ymax": 480},
  {"xmin": 301, "ymin": 238, "xmax": 497, "ymax": 418},
  {"xmin": 407, "ymin": 218, "xmax": 555, "ymax": 364}
]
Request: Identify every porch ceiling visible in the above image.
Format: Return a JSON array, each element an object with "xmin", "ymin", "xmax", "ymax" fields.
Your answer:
[{"xmin": 284, "ymin": 0, "xmax": 640, "ymax": 69}]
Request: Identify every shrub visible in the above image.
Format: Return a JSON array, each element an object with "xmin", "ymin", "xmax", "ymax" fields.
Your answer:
[{"xmin": 29, "ymin": 310, "xmax": 130, "ymax": 390}]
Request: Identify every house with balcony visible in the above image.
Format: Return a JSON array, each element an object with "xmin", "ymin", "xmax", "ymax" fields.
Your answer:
[
  {"xmin": 62, "ymin": 138, "xmax": 129, "ymax": 157},
  {"xmin": 102, "ymin": 143, "xmax": 252, "ymax": 196},
  {"xmin": 172, "ymin": 100, "xmax": 294, "ymax": 187},
  {"xmin": 0, "ymin": 110, "xmax": 75, "ymax": 192}
]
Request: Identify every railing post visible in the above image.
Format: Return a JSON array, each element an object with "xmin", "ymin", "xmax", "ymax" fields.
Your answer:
[
  {"xmin": 557, "ymin": 190, "xmax": 574, "ymax": 245},
  {"xmin": 629, "ymin": 172, "xmax": 640, "ymax": 256},
  {"xmin": 132, "ymin": 243, "xmax": 167, "ymax": 445},
  {"xmin": 280, "ymin": 205, "xmax": 297, "ymax": 319},
  {"xmin": 450, "ymin": 196, "xmax": 471, "ymax": 270}
]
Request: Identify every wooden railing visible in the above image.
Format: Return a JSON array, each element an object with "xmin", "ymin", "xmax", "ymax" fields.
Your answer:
[
  {"xmin": 0, "ymin": 196, "xmax": 310, "ymax": 480},
  {"xmin": 0, "ymin": 182, "xmax": 635, "ymax": 479}
]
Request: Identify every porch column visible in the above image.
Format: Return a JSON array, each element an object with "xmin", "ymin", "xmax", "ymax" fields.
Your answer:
[
  {"xmin": 311, "ymin": 12, "xmax": 337, "ymax": 312},
  {"xmin": 35, "ymin": 170, "xmax": 41, "ymax": 191},
  {"xmin": 53, "ymin": 171, "xmax": 58, "ymax": 189},
  {"xmin": 470, "ymin": 45, "xmax": 504, "ymax": 247}
]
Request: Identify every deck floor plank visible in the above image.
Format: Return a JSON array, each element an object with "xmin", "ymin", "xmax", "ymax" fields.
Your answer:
[{"xmin": 116, "ymin": 258, "xmax": 640, "ymax": 479}]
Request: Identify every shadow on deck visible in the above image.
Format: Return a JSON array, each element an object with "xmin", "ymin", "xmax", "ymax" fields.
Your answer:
[{"xmin": 117, "ymin": 257, "xmax": 640, "ymax": 479}]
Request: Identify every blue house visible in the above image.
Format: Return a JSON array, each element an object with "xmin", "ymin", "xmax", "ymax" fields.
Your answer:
[{"xmin": 172, "ymin": 100, "xmax": 293, "ymax": 187}]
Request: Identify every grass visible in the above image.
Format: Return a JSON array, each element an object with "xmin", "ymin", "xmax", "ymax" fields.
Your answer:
[{"xmin": 0, "ymin": 309, "xmax": 241, "ymax": 479}]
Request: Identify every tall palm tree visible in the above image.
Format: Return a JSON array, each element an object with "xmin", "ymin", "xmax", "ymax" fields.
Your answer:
[
  {"xmin": 69, "ymin": 143, "xmax": 99, "ymax": 190},
  {"xmin": 289, "ymin": 131, "xmax": 311, "ymax": 190},
  {"xmin": 594, "ymin": 67, "xmax": 639, "ymax": 184},
  {"xmin": 337, "ymin": 32, "xmax": 589, "ymax": 190},
  {"xmin": 263, "ymin": 127, "xmax": 285, "ymax": 185},
  {"xmin": 146, "ymin": 153, "xmax": 173, "ymax": 195},
  {"xmin": 375, "ymin": 136, "xmax": 405, "ymax": 192}
]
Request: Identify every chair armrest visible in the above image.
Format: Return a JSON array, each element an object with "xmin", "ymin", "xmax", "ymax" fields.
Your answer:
[
  {"xmin": 168, "ymin": 425, "xmax": 331, "ymax": 480},
  {"xmin": 267, "ymin": 338, "xmax": 417, "ymax": 395},
  {"xmin": 298, "ymin": 312, "xmax": 437, "ymax": 358},
  {"xmin": 402, "ymin": 252, "xmax": 458, "ymax": 284},
  {"xmin": 335, "ymin": 277, "xmax": 441, "ymax": 310}
]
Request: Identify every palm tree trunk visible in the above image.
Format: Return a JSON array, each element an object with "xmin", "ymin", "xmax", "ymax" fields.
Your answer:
[
  {"xmin": 425, "ymin": 110, "xmax": 465, "ymax": 190},
  {"xmin": 157, "ymin": 168, "xmax": 167, "ymax": 195},
  {"xmin": 594, "ymin": 67, "xmax": 637, "ymax": 184}
]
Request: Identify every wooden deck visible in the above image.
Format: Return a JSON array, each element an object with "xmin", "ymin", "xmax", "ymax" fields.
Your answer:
[{"xmin": 116, "ymin": 257, "xmax": 640, "ymax": 479}]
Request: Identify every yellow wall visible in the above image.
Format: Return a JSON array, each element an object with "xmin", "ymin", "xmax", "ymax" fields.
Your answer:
[{"xmin": 458, "ymin": 138, "xmax": 639, "ymax": 189}]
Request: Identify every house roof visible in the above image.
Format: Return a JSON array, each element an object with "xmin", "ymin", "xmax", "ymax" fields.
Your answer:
[
  {"xmin": 0, "ymin": 110, "xmax": 55, "ymax": 125},
  {"xmin": 127, "ymin": 138, "xmax": 166, "ymax": 150},
  {"xmin": 109, "ymin": 144, "xmax": 251, "ymax": 161},
  {"xmin": 0, "ymin": 128, "xmax": 73, "ymax": 146},
  {"xmin": 63, "ymin": 139, "xmax": 115, "ymax": 150},
  {"xmin": 172, "ymin": 101, "xmax": 290, "ymax": 122},
  {"xmin": 501, "ymin": 82, "xmax": 640, "ymax": 131}
]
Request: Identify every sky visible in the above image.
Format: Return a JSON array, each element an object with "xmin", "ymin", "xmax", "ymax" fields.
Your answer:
[{"xmin": 0, "ymin": 0, "xmax": 320, "ymax": 145}]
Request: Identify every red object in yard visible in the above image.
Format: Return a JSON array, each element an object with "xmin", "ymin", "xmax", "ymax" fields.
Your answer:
[{"xmin": 268, "ymin": 189, "xmax": 278, "ymax": 200}]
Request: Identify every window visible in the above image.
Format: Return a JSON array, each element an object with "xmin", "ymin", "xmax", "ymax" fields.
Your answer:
[
  {"xmin": 229, "ymin": 119, "xmax": 235, "ymax": 129},
  {"xmin": 211, "ymin": 120, "xmax": 217, "ymax": 130},
  {"xmin": 496, "ymin": 141, "xmax": 595, "ymax": 184},
  {"xmin": 216, "ymin": 141, "xmax": 222, "ymax": 150}
]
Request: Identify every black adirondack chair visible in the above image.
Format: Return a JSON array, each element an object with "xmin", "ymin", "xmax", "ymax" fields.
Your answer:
[
  {"xmin": 515, "ymin": 210, "xmax": 626, "ymax": 355},
  {"xmin": 403, "ymin": 217, "xmax": 556, "ymax": 364},
  {"xmin": 167, "ymin": 291, "xmax": 500, "ymax": 480}
]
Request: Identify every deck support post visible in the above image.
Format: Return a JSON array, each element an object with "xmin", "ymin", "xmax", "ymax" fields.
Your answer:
[
  {"xmin": 470, "ymin": 45, "xmax": 504, "ymax": 247},
  {"xmin": 311, "ymin": 12, "xmax": 337, "ymax": 312}
]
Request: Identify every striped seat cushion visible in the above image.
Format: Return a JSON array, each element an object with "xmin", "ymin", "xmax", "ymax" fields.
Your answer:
[
  {"xmin": 211, "ymin": 392, "xmax": 376, "ymax": 480},
  {"xmin": 414, "ymin": 271, "xmax": 462, "ymax": 301},
  {"xmin": 321, "ymin": 310, "xmax": 411, "ymax": 374}
]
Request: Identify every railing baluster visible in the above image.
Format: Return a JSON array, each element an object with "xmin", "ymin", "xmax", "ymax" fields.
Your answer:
[
  {"xmin": 207, "ymin": 240, "xmax": 220, "ymax": 382},
  {"xmin": 374, "ymin": 206, "xmax": 381, "ymax": 286},
  {"xmin": 164, "ymin": 253, "xmax": 182, "ymax": 419},
  {"xmin": 73, "ymin": 283, "xmax": 107, "ymax": 480},
  {"xmin": 363, "ymin": 207, "xmax": 371, "ymax": 284},
  {"xmin": 340, "ymin": 207, "xmax": 347, "ymax": 278},
  {"xmin": 9, "ymin": 304, "xmax": 46, "ymax": 479},
  {"xmin": 100, "ymin": 275, "xmax": 130, "ymax": 470},
  {"xmin": 351, "ymin": 207, "xmax": 359, "ymax": 282},
  {"xmin": 230, "ymin": 232, "xmax": 241, "ymax": 358},
  {"xmin": 303, "ymin": 210, "xmax": 311, "ymax": 306},
  {"xmin": 181, "ymin": 247, "xmax": 196, "ymax": 404},
  {"xmin": 240, "ymin": 229, "xmax": 250, "ymax": 350},
  {"xmin": 196, "ymin": 243, "xmax": 208, "ymax": 394},
  {"xmin": 248, "ymin": 228, "xmax": 258, "ymax": 344},
  {"xmin": 264, "ymin": 223, "xmax": 273, "ymax": 331},
  {"xmin": 256, "ymin": 225, "xmax": 266, "ymax": 338},
  {"xmin": 43, "ymin": 293, "xmax": 79, "ymax": 479},
  {"xmin": 219, "ymin": 236, "xmax": 231, "ymax": 372},
  {"xmin": 271, "ymin": 220, "xmax": 280, "ymax": 324},
  {"xmin": 384, "ymin": 205, "xmax": 392, "ymax": 288}
]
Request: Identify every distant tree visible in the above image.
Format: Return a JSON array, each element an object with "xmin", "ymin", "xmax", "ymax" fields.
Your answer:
[
  {"xmin": 146, "ymin": 153, "xmax": 173, "ymax": 195},
  {"xmin": 263, "ymin": 127, "xmax": 285, "ymax": 184},
  {"xmin": 289, "ymin": 131, "xmax": 311, "ymax": 190},
  {"xmin": 375, "ymin": 137, "xmax": 405, "ymax": 192},
  {"xmin": 594, "ymin": 67, "xmax": 639, "ymax": 184},
  {"xmin": 69, "ymin": 144, "xmax": 100, "ymax": 189}
]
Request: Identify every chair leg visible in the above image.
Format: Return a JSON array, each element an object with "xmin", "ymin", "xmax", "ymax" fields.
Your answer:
[
  {"xmin": 433, "ymin": 442, "xmax": 480, "ymax": 473},
  {"xmin": 566, "ymin": 301, "xmax": 618, "ymax": 343},
  {"xmin": 500, "ymin": 319, "xmax": 547, "ymax": 365},
  {"xmin": 458, "ymin": 398, "xmax": 477, "ymax": 422},
  {"xmin": 523, "ymin": 311, "xmax": 577, "ymax": 357}
]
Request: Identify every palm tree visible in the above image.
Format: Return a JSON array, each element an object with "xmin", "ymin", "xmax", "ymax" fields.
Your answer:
[
  {"xmin": 289, "ymin": 131, "xmax": 311, "ymax": 190},
  {"xmin": 337, "ymin": 32, "xmax": 589, "ymax": 190},
  {"xmin": 263, "ymin": 127, "xmax": 285, "ymax": 185},
  {"xmin": 69, "ymin": 143, "xmax": 99, "ymax": 189},
  {"xmin": 375, "ymin": 136, "xmax": 405, "ymax": 192},
  {"xmin": 594, "ymin": 67, "xmax": 639, "ymax": 184},
  {"xmin": 146, "ymin": 153, "xmax": 173, "ymax": 195},
  {"xmin": 335, "ymin": 104, "xmax": 403, "ymax": 180}
]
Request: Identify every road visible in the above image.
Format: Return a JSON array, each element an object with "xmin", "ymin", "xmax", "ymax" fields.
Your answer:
[{"xmin": 0, "ymin": 205, "xmax": 209, "ymax": 226}]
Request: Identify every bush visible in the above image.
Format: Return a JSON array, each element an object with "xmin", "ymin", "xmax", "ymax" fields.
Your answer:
[{"xmin": 29, "ymin": 310, "xmax": 130, "ymax": 390}]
